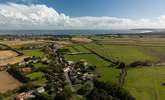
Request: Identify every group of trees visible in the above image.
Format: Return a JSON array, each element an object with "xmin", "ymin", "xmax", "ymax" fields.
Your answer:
[
  {"xmin": 7, "ymin": 66, "xmax": 29, "ymax": 83},
  {"xmin": 85, "ymin": 80, "xmax": 135, "ymax": 100}
]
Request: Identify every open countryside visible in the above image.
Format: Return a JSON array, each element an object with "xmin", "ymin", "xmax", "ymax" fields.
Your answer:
[{"xmin": 1, "ymin": 0, "xmax": 165, "ymax": 100}]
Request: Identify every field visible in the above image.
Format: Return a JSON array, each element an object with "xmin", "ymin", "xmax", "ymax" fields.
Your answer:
[
  {"xmin": 84, "ymin": 43, "xmax": 158, "ymax": 64},
  {"xmin": 0, "ymin": 50, "xmax": 18, "ymax": 60},
  {"xmin": 22, "ymin": 49, "xmax": 46, "ymax": 58},
  {"xmin": 64, "ymin": 37, "xmax": 165, "ymax": 100},
  {"xmin": 124, "ymin": 67, "xmax": 165, "ymax": 100},
  {"xmin": 0, "ymin": 50, "xmax": 26, "ymax": 66},
  {"xmin": 0, "ymin": 71, "xmax": 22, "ymax": 93},
  {"xmin": 26, "ymin": 72, "xmax": 45, "ymax": 81},
  {"xmin": 33, "ymin": 63, "xmax": 48, "ymax": 69}
]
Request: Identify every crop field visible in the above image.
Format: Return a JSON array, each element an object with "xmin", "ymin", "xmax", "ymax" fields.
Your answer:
[
  {"xmin": 22, "ymin": 49, "xmax": 46, "ymax": 58},
  {"xmin": 124, "ymin": 67, "xmax": 165, "ymax": 100},
  {"xmin": 0, "ymin": 50, "xmax": 26, "ymax": 66},
  {"xmin": 0, "ymin": 50, "xmax": 18, "ymax": 60},
  {"xmin": 65, "ymin": 54, "xmax": 119, "ymax": 83},
  {"xmin": 0, "ymin": 71, "xmax": 22, "ymax": 93}
]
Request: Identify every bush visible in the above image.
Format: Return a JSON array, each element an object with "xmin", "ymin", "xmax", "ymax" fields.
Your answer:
[{"xmin": 129, "ymin": 61, "xmax": 151, "ymax": 67}]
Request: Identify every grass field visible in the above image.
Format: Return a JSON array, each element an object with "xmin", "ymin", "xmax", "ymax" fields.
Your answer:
[
  {"xmin": 33, "ymin": 63, "xmax": 48, "ymax": 69},
  {"xmin": 65, "ymin": 54, "xmax": 119, "ymax": 83},
  {"xmin": 26, "ymin": 72, "xmax": 44, "ymax": 81},
  {"xmin": 32, "ymin": 78, "xmax": 47, "ymax": 86},
  {"xmin": 73, "ymin": 45, "xmax": 91, "ymax": 53},
  {"xmin": 124, "ymin": 67, "xmax": 165, "ymax": 100},
  {"xmin": 84, "ymin": 43, "xmax": 158, "ymax": 64},
  {"xmin": 22, "ymin": 49, "xmax": 46, "ymax": 58}
]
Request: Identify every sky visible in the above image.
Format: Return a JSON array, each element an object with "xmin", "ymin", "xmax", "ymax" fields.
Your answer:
[{"xmin": 0, "ymin": 0, "xmax": 165, "ymax": 29}]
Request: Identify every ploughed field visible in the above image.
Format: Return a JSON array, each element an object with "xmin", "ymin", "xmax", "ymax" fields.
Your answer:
[
  {"xmin": 64, "ymin": 37, "xmax": 165, "ymax": 100},
  {"xmin": 0, "ymin": 49, "xmax": 25, "ymax": 66},
  {"xmin": 0, "ymin": 71, "xmax": 22, "ymax": 93}
]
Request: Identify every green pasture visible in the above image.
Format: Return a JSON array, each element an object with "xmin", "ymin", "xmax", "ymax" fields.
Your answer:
[
  {"xmin": 124, "ymin": 67, "xmax": 165, "ymax": 100},
  {"xmin": 84, "ymin": 43, "xmax": 157, "ymax": 64},
  {"xmin": 22, "ymin": 49, "xmax": 46, "ymax": 57},
  {"xmin": 33, "ymin": 63, "xmax": 48, "ymax": 69},
  {"xmin": 26, "ymin": 72, "xmax": 44, "ymax": 81}
]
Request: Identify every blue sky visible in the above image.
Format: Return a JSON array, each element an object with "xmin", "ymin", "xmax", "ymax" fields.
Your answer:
[
  {"xmin": 0, "ymin": 0, "xmax": 165, "ymax": 29},
  {"xmin": 0, "ymin": 0, "xmax": 165, "ymax": 19}
]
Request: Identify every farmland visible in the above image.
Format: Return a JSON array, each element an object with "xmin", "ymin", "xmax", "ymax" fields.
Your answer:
[
  {"xmin": 22, "ymin": 49, "xmax": 46, "ymax": 58},
  {"xmin": 63, "ymin": 36, "xmax": 165, "ymax": 100},
  {"xmin": 84, "ymin": 43, "xmax": 157, "ymax": 64},
  {"xmin": 2, "ymin": 35, "xmax": 165, "ymax": 100},
  {"xmin": 124, "ymin": 67, "xmax": 165, "ymax": 100},
  {"xmin": 0, "ymin": 71, "xmax": 22, "ymax": 93}
]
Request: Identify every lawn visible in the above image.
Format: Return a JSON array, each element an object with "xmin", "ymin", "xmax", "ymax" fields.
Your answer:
[
  {"xmin": 124, "ymin": 67, "xmax": 165, "ymax": 100},
  {"xmin": 32, "ymin": 78, "xmax": 47, "ymax": 86},
  {"xmin": 26, "ymin": 72, "xmax": 44, "ymax": 81},
  {"xmin": 65, "ymin": 54, "xmax": 119, "ymax": 83},
  {"xmin": 33, "ymin": 63, "xmax": 48, "ymax": 69},
  {"xmin": 22, "ymin": 49, "xmax": 46, "ymax": 58}
]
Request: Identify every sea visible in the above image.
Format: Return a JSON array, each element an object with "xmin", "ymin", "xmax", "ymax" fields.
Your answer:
[{"xmin": 0, "ymin": 29, "xmax": 153, "ymax": 35}]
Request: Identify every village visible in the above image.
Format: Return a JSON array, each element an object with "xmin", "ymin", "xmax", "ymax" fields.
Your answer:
[{"xmin": 0, "ymin": 37, "xmax": 98, "ymax": 100}]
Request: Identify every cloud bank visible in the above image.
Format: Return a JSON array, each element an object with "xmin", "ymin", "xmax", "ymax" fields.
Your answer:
[{"xmin": 0, "ymin": 3, "xmax": 165, "ymax": 30}]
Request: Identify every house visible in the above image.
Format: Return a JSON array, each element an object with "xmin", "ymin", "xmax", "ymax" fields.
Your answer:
[
  {"xmin": 36, "ymin": 87, "xmax": 45, "ymax": 93},
  {"xmin": 64, "ymin": 67, "xmax": 70, "ymax": 72},
  {"xmin": 15, "ymin": 91, "xmax": 35, "ymax": 100},
  {"xmin": 67, "ymin": 61, "xmax": 74, "ymax": 66},
  {"xmin": 19, "ymin": 67, "xmax": 32, "ymax": 73},
  {"xmin": 82, "ymin": 73, "xmax": 95, "ymax": 81}
]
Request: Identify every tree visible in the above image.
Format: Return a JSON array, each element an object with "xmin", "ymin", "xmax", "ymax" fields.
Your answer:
[{"xmin": 78, "ymin": 81, "xmax": 94, "ymax": 96}]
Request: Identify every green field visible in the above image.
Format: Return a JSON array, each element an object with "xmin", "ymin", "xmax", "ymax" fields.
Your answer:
[
  {"xmin": 64, "ymin": 38, "xmax": 165, "ymax": 100},
  {"xmin": 32, "ymin": 78, "xmax": 47, "ymax": 86},
  {"xmin": 124, "ymin": 67, "xmax": 165, "ymax": 100},
  {"xmin": 33, "ymin": 63, "xmax": 48, "ymax": 69},
  {"xmin": 65, "ymin": 54, "xmax": 119, "ymax": 83},
  {"xmin": 26, "ymin": 72, "xmax": 44, "ymax": 81},
  {"xmin": 22, "ymin": 49, "xmax": 46, "ymax": 58},
  {"xmin": 73, "ymin": 45, "xmax": 91, "ymax": 53},
  {"xmin": 84, "ymin": 43, "xmax": 158, "ymax": 64}
]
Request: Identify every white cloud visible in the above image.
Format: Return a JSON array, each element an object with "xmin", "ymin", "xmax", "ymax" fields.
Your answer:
[{"xmin": 0, "ymin": 3, "xmax": 165, "ymax": 29}]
